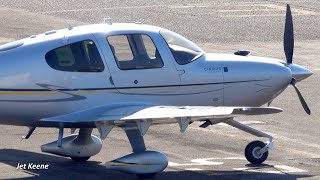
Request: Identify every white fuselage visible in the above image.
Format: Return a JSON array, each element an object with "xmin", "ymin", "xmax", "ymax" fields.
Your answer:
[{"xmin": 0, "ymin": 23, "xmax": 295, "ymax": 127}]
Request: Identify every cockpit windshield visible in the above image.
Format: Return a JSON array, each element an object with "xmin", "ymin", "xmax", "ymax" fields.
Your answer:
[{"xmin": 160, "ymin": 29, "xmax": 204, "ymax": 65}]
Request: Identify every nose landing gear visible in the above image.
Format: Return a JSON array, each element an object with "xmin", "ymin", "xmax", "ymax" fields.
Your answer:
[
  {"xmin": 224, "ymin": 119, "xmax": 273, "ymax": 165},
  {"xmin": 245, "ymin": 140, "xmax": 271, "ymax": 164}
]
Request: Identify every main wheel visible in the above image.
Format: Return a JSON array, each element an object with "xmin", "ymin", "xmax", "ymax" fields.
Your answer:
[
  {"xmin": 70, "ymin": 156, "xmax": 90, "ymax": 162},
  {"xmin": 136, "ymin": 173, "xmax": 157, "ymax": 179},
  {"xmin": 245, "ymin": 141, "xmax": 268, "ymax": 164}
]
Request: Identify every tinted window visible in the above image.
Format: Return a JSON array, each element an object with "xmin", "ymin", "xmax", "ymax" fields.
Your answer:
[
  {"xmin": 45, "ymin": 40, "xmax": 104, "ymax": 72},
  {"xmin": 108, "ymin": 34, "xmax": 163, "ymax": 70}
]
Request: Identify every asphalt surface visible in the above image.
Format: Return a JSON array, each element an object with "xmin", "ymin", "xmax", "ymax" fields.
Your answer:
[{"xmin": 0, "ymin": 0, "xmax": 319, "ymax": 179}]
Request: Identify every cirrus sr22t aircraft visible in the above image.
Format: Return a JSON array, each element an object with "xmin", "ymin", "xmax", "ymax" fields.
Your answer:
[{"xmin": 0, "ymin": 5, "xmax": 313, "ymax": 178}]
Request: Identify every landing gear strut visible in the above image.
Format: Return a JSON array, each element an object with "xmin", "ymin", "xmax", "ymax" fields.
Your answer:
[{"xmin": 224, "ymin": 119, "xmax": 273, "ymax": 164}]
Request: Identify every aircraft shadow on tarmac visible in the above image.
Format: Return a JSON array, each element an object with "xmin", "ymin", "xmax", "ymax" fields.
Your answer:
[{"xmin": 0, "ymin": 149, "xmax": 313, "ymax": 180}]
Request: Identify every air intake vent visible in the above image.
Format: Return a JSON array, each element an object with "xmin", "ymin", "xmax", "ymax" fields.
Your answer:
[{"xmin": 234, "ymin": 50, "xmax": 251, "ymax": 56}]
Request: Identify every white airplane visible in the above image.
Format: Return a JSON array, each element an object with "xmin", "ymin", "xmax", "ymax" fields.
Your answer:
[{"xmin": 0, "ymin": 4, "xmax": 313, "ymax": 178}]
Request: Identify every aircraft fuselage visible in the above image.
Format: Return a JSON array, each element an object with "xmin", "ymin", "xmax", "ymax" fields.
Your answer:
[{"xmin": 0, "ymin": 23, "xmax": 310, "ymax": 127}]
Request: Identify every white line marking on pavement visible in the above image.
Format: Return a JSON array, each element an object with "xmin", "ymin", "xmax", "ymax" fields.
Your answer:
[
  {"xmin": 274, "ymin": 165, "xmax": 307, "ymax": 173},
  {"xmin": 195, "ymin": 157, "xmax": 246, "ymax": 160},
  {"xmin": 221, "ymin": 14, "xmax": 313, "ymax": 18},
  {"xmin": 169, "ymin": 158, "xmax": 224, "ymax": 167},
  {"xmin": 38, "ymin": 5, "xmax": 163, "ymax": 13},
  {"xmin": 233, "ymin": 167, "xmax": 283, "ymax": 174},
  {"xmin": 237, "ymin": 168, "xmax": 284, "ymax": 174},
  {"xmin": 217, "ymin": 9, "xmax": 279, "ymax": 12},
  {"xmin": 191, "ymin": 158, "xmax": 225, "ymax": 165},
  {"xmin": 273, "ymin": 133, "xmax": 320, "ymax": 150},
  {"xmin": 219, "ymin": 4, "xmax": 318, "ymax": 18},
  {"xmin": 260, "ymin": 4, "xmax": 317, "ymax": 15},
  {"xmin": 242, "ymin": 121, "xmax": 265, "ymax": 125},
  {"xmin": 233, "ymin": 167, "xmax": 250, "ymax": 171},
  {"xmin": 168, "ymin": 161, "xmax": 223, "ymax": 167},
  {"xmin": 185, "ymin": 168, "xmax": 204, "ymax": 171},
  {"xmin": 233, "ymin": 165, "xmax": 307, "ymax": 174},
  {"xmin": 39, "ymin": 3, "xmax": 261, "ymax": 14},
  {"xmin": 39, "ymin": 3, "xmax": 318, "ymax": 17},
  {"xmin": 169, "ymin": 157, "xmax": 247, "ymax": 167},
  {"xmin": 169, "ymin": 162, "xmax": 195, "ymax": 167}
]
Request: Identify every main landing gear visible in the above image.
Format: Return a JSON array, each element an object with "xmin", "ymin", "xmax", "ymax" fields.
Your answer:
[{"xmin": 223, "ymin": 119, "xmax": 273, "ymax": 165}]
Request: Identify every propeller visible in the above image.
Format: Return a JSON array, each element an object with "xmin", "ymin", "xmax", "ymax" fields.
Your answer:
[
  {"xmin": 284, "ymin": 4, "xmax": 294, "ymax": 64},
  {"xmin": 283, "ymin": 4, "xmax": 311, "ymax": 115},
  {"xmin": 290, "ymin": 79, "xmax": 311, "ymax": 115}
]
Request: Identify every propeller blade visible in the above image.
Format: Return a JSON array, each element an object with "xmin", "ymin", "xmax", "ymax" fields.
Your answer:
[
  {"xmin": 284, "ymin": 4, "xmax": 294, "ymax": 64},
  {"xmin": 292, "ymin": 84, "xmax": 311, "ymax": 115}
]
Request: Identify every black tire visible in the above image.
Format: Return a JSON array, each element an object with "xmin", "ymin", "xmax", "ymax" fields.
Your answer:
[
  {"xmin": 70, "ymin": 156, "xmax": 90, "ymax": 162},
  {"xmin": 245, "ymin": 141, "xmax": 268, "ymax": 164},
  {"xmin": 136, "ymin": 173, "xmax": 157, "ymax": 179}
]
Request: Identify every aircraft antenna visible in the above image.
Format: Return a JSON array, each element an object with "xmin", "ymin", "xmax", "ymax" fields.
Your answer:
[{"xmin": 62, "ymin": 19, "xmax": 73, "ymax": 30}]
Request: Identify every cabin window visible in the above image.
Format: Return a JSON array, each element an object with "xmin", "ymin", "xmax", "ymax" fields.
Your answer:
[
  {"xmin": 107, "ymin": 34, "xmax": 164, "ymax": 70},
  {"xmin": 45, "ymin": 40, "xmax": 105, "ymax": 72}
]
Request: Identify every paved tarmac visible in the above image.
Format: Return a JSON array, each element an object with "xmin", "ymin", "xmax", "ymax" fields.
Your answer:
[{"xmin": 0, "ymin": 0, "xmax": 319, "ymax": 179}]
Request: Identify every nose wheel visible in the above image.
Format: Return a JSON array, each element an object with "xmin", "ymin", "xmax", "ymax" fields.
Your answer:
[{"xmin": 245, "ymin": 140, "xmax": 269, "ymax": 164}]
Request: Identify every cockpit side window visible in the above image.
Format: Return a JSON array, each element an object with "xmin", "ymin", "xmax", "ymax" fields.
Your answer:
[
  {"xmin": 45, "ymin": 40, "xmax": 105, "ymax": 72},
  {"xmin": 107, "ymin": 34, "xmax": 164, "ymax": 70}
]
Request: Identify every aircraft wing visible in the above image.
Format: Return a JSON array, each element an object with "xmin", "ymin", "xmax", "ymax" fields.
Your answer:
[
  {"xmin": 42, "ymin": 103, "xmax": 281, "ymax": 123},
  {"xmin": 41, "ymin": 103, "xmax": 282, "ymax": 139}
]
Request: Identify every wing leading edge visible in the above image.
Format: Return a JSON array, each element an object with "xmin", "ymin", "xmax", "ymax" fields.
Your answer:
[
  {"xmin": 41, "ymin": 103, "xmax": 282, "ymax": 139},
  {"xmin": 42, "ymin": 103, "xmax": 282, "ymax": 123}
]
